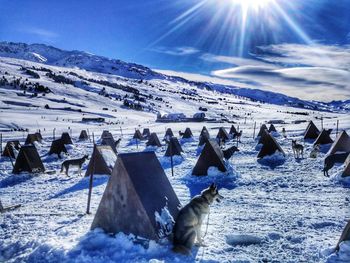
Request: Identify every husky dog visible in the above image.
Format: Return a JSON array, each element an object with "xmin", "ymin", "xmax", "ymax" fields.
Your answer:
[
  {"xmin": 223, "ymin": 146, "xmax": 240, "ymax": 160},
  {"xmin": 232, "ymin": 131, "xmax": 243, "ymax": 142},
  {"xmin": 60, "ymin": 155, "xmax": 89, "ymax": 176},
  {"xmin": 292, "ymin": 140, "xmax": 304, "ymax": 158},
  {"xmin": 323, "ymin": 152, "xmax": 349, "ymax": 177},
  {"xmin": 173, "ymin": 183, "xmax": 224, "ymax": 255},
  {"xmin": 282, "ymin": 128, "xmax": 287, "ymax": 138},
  {"xmin": 309, "ymin": 144, "xmax": 320, "ymax": 158}
]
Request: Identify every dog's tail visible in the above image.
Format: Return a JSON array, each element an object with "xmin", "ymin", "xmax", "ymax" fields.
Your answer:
[{"xmin": 172, "ymin": 245, "xmax": 191, "ymax": 255}]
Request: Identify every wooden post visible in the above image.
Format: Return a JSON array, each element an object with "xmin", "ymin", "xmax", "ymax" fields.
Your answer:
[
  {"xmin": 253, "ymin": 121, "xmax": 256, "ymax": 139},
  {"xmin": 0, "ymin": 133, "xmax": 2, "ymax": 158},
  {"xmin": 86, "ymin": 144, "xmax": 95, "ymax": 214},
  {"xmin": 92, "ymin": 132, "xmax": 95, "ymax": 145},
  {"xmin": 8, "ymin": 149, "xmax": 15, "ymax": 169},
  {"xmin": 336, "ymin": 120, "xmax": 339, "ymax": 136},
  {"xmin": 170, "ymin": 140, "xmax": 174, "ymax": 177},
  {"xmin": 321, "ymin": 117, "xmax": 323, "ymax": 130}
]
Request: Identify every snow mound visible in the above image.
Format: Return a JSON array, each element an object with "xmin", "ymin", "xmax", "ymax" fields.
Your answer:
[
  {"xmin": 182, "ymin": 163, "xmax": 240, "ymax": 191},
  {"xmin": 99, "ymin": 148, "xmax": 117, "ymax": 168},
  {"xmin": 226, "ymin": 234, "xmax": 265, "ymax": 246},
  {"xmin": 258, "ymin": 152, "xmax": 286, "ymax": 167},
  {"xmin": 180, "ymin": 137, "xmax": 195, "ymax": 144},
  {"xmin": 154, "ymin": 203, "xmax": 175, "ymax": 240},
  {"xmin": 159, "ymin": 155, "xmax": 184, "ymax": 169},
  {"xmin": 326, "ymin": 241, "xmax": 350, "ymax": 263}
]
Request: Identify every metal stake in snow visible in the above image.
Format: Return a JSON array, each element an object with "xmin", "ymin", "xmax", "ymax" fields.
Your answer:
[
  {"xmin": 253, "ymin": 121, "xmax": 256, "ymax": 139},
  {"xmin": 87, "ymin": 129, "xmax": 91, "ymax": 142},
  {"xmin": 170, "ymin": 140, "xmax": 174, "ymax": 177},
  {"xmin": 0, "ymin": 133, "xmax": 2, "ymax": 158},
  {"xmin": 86, "ymin": 144, "xmax": 95, "ymax": 214},
  {"xmin": 336, "ymin": 120, "xmax": 339, "ymax": 136}
]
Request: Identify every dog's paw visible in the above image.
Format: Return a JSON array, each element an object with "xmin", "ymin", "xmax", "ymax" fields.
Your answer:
[{"xmin": 195, "ymin": 242, "xmax": 207, "ymax": 247}]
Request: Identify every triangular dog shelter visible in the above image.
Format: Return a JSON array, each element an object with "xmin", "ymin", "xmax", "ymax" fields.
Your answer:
[
  {"xmin": 268, "ymin": 124, "xmax": 277, "ymax": 133},
  {"xmin": 85, "ymin": 145, "xmax": 117, "ymax": 177},
  {"xmin": 165, "ymin": 137, "xmax": 183, "ymax": 157},
  {"xmin": 257, "ymin": 124, "xmax": 268, "ymax": 137},
  {"xmin": 304, "ymin": 121, "xmax": 320, "ymax": 140},
  {"xmin": 198, "ymin": 132, "xmax": 210, "ymax": 146},
  {"xmin": 342, "ymin": 153, "xmax": 350, "ymax": 177},
  {"xmin": 200, "ymin": 126, "xmax": 210, "ymax": 137},
  {"xmin": 91, "ymin": 151, "xmax": 180, "ymax": 240},
  {"xmin": 101, "ymin": 130, "xmax": 113, "ymax": 140},
  {"xmin": 13, "ymin": 145, "xmax": 45, "ymax": 174},
  {"xmin": 182, "ymin": 128, "xmax": 193, "ymax": 139},
  {"xmin": 328, "ymin": 131, "xmax": 350, "ymax": 155},
  {"xmin": 258, "ymin": 128, "xmax": 270, "ymax": 145},
  {"xmin": 101, "ymin": 137, "xmax": 117, "ymax": 153},
  {"xmin": 25, "ymin": 133, "xmax": 41, "ymax": 145},
  {"xmin": 257, "ymin": 130, "xmax": 285, "ymax": 158},
  {"xmin": 229, "ymin": 125, "xmax": 237, "ymax": 135},
  {"xmin": 133, "ymin": 129, "xmax": 144, "ymax": 140},
  {"xmin": 61, "ymin": 132, "xmax": 73, "ymax": 145},
  {"xmin": 192, "ymin": 140, "xmax": 226, "ymax": 176},
  {"xmin": 216, "ymin": 127, "xmax": 229, "ymax": 143},
  {"xmin": 164, "ymin": 128, "xmax": 174, "ymax": 139},
  {"xmin": 79, "ymin": 130, "xmax": 89, "ymax": 140},
  {"xmin": 314, "ymin": 129, "xmax": 333, "ymax": 145},
  {"xmin": 142, "ymin": 128, "xmax": 151, "ymax": 139},
  {"xmin": 336, "ymin": 220, "xmax": 350, "ymax": 251},
  {"xmin": 35, "ymin": 132, "xmax": 43, "ymax": 141},
  {"xmin": 3, "ymin": 140, "xmax": 21, "ymax": 158},
  {"xmin": 146, "ymin": 133, "xmax": 162, "ymax": 147},
  {"xmin": 48, "ymin": 138, "xmax": 67, "ymax": 157}
]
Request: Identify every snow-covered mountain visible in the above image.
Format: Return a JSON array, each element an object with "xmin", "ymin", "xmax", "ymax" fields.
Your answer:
[
  {"xmin": 0, "ymin": 42, "xmax": 162, "ymax": 80},
  {"xmin": 0, "ymin": 41, "xmax": 349, "ymax": 112}
]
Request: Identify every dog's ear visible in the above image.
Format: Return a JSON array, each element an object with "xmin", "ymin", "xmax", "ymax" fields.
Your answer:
[{"xmin": 210, "ymin": 183, "xmax": 215, "ymax": 189}]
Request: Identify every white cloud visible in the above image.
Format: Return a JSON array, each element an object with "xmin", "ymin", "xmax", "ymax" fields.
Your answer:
[
  {"xmin": 23, "ymin": 27, "xmax": 59, "ymax": 39},
  {"xmin": 150, "ymin": 46, "xmax": 199, "ymax": 56}
]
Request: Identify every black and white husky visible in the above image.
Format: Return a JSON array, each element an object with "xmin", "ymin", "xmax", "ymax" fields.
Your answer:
[
  {"xmin": 323, "ymin": 152, "xmax": 349, "ymax": 177},
  {"xmin": 60, "ymin": 155, "xmax": 89, "ymax": 176},
  {"xmin": 172, "ymin": 183, "xmax": 223, "ymax": 255},
  {"xmin": 292, "ymin": 140, "xmax": 304, "ymax": 159}
]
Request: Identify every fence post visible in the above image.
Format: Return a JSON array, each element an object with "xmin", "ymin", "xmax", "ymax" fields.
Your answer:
[
  {"xmin": 336, "ymin": 120, "xmax": 339, "ymax": 136},
  {"xmin": 253, "ymin": 121, "xmax": 256, "ymax": 139}
]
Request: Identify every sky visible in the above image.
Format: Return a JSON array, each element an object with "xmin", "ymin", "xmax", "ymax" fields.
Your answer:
[{"xmin": 0, "ymin": 0, "xmax": 350, "ymax": 101}]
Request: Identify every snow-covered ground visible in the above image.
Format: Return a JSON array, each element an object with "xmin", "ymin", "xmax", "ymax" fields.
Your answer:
[{"xmin": 1, "ymin": 54, "xmax": 350, "ymax": 262}]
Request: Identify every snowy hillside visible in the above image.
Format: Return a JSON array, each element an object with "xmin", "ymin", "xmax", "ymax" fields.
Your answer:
[
  {"xmin": 0, "ymin": 43, "xmax": 350, "ymax": 263},
  {"xmin": 0, "ymin": 41, "xmax": 349, "ymax": 112}
]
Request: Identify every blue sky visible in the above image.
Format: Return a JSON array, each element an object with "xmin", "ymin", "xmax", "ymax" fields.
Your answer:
[{"xmin": 0, "ymin": 0, "xmax": 350, "ymax": 100}]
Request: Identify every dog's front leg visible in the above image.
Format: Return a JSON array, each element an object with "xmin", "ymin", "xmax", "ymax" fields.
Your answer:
[{"xmin": 195, "ymin": 224, "xmax": 205, "ymax": 246}]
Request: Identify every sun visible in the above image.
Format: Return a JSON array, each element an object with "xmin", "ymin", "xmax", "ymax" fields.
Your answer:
[{"xmin": 230, "ymin": 0, "xmax": 274, "ymax": 10}]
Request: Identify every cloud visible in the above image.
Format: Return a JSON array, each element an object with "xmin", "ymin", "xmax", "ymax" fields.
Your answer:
[
  {"xmin": 18, "ymin": 27, "xmax": 59, "ymax": 42},
  {"xmin": 150, "ymin": 46, "xmax": 200, "ymax": 56},
  {"xmin": 200, "ymin": 53, "xmax": 271, "ymax": 67},
  {"xmin": 257, "ymin": 43, "xmax": 350, "ymax": 69},
  {"xmin": 200, "ymin": 44, "xmax": 350, "ymax": 101}
]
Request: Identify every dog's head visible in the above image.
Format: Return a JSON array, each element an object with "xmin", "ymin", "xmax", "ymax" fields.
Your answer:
[
  {"xmin": 202, "ymin": 183, "xmax": 224, "ymax": 204},
  {"xmin": 83, "ymin": 154, "xmax": 89, "ymax": 160}
]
